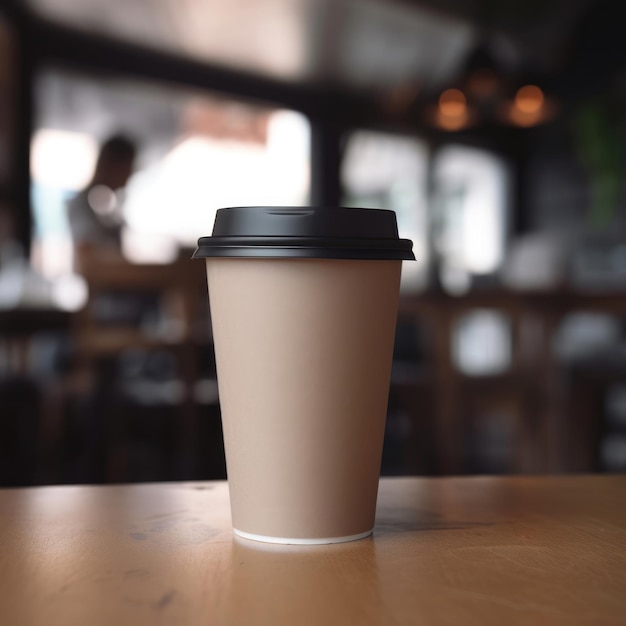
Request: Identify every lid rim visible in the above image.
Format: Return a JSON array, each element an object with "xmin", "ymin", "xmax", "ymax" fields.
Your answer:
[
  {"xmin": 192, "ymin": 206, "xmax": 415, "ymax": 261},
  {"xmin": 192, "ymin": 248, "xmax": 415, "ymax": 260}
]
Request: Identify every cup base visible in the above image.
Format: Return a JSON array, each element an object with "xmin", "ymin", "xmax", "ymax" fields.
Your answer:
[{"xmin": 233, "ymin": 528, "xmax": 373, "ymax": 545}]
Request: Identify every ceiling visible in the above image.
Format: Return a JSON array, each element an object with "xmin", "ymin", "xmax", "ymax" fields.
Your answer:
[{"xmin": 24, "ymin": 0, "xmax": 597, "ymax": 95}]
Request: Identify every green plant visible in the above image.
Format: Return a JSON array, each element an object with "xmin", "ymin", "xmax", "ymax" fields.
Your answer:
[{"xmin": 573, "ymin": 97, "xmax": 626, "ymax": 229}]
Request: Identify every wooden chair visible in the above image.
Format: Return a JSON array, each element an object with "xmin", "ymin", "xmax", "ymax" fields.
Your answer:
[{"xmin": 45, "ymin": 256, "xmax": 209, "ymax": 482}]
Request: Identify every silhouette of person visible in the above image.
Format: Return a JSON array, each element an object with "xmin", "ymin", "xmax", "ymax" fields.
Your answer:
[{"xmin": 67, "ymin": 134, "xmax": 137, "ymax": 267}]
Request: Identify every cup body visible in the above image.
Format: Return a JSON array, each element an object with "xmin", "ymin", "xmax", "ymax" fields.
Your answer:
[{"xmin": 206, "ymin": 257, "xmax": 402, "ymax": 544}]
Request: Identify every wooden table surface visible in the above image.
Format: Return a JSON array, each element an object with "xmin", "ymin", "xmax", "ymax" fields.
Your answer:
[{"xmin": 1, "ymin": 476, "xmax": 625, "ymax": 625}]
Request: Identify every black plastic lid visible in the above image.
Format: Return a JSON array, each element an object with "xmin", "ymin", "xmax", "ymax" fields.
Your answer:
[{"xmin": 192, "ymin": 206, "xmax": 415, "ymax": 260}]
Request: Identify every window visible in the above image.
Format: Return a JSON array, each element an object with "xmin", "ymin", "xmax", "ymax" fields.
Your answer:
[
  {"xmin": 432, "ymin": 145, "xmax": 510, "ymax": 293},
  {"xmin": 31, "ymin": 69, "xmax": 311, "ymax": 276},
  {"xmin": 341, "ymin": 130, "xmax": 429, "ymax": 292}
]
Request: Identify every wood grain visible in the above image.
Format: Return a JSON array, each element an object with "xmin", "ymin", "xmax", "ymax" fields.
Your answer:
[{"xmin": 0, "ymin": 476, "xmax": 624, "ymax": 625}]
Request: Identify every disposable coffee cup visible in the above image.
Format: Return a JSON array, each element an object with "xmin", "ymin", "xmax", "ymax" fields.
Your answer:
[{"xmin": 193, "ymin": 207, "xmax": 414, "ymax": 544}]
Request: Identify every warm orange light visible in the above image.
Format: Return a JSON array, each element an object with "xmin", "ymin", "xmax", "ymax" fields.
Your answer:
[
  {"xmin": 439, "ymin": 89, "xmax": 467, "ymax": 117},
  {"xmin": 434, "ymin": 89, "xmax": 470, "ymax": 130},
  {"xmin": 503, "ymin": 84, "xmax": 557, "ymax": 127},
  {"xmin": 515, "ymin": 85, "xmax": 544, "ymax": 114}
]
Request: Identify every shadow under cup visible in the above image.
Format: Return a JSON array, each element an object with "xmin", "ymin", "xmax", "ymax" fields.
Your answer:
[{"xmin": 193, "ymin": 207, "xmax": 414, "ymax": 544}]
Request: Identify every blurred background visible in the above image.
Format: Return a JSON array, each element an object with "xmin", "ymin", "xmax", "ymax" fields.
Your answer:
[{"xmin": 1, "ymin": 0, "xmax": 625, "ymax": 485}]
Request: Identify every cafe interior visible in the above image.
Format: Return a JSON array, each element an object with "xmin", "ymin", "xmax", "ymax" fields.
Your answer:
[{"xmin": 1, "ymin": 0, "xmax": 625, "ymax": 487}]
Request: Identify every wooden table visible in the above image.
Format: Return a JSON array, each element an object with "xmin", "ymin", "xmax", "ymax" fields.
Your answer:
[
  {"xmin": 399, "ymin": 289, "xmax": 626, "ymax": 475},
  {"xmin": 1, "ymin": 476, "xmax": 624, "ymax": 625}
]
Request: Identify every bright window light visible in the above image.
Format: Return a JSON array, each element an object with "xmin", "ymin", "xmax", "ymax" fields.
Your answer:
[
  {"xmin": 433, "ymin": 145, "xmax": 509, "ymax": 275},
  {"xmin": 341, "ymin": 130, "xmax": 429, "ymax": 293},
  {"xmin": 123, "ymin": 110, "xmax": 310, "ymax": 258},
  {"xmin": 31, "ymin": 129, "xmax": 97, "ymax": 190}
]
